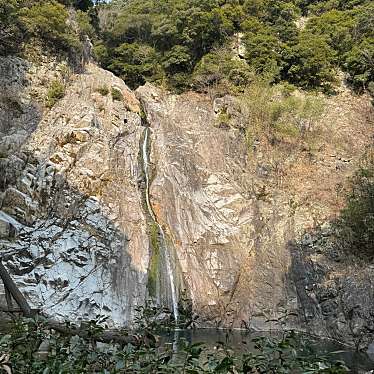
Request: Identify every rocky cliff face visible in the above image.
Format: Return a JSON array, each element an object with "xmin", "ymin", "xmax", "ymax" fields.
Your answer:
[
  {"xmin": 136, "ymin": 84, "xmax": 374, "ymax": 348},
  {"xmin": 0, "ymin": 56, "xmax": 148, "ymax": 324},
  {"xmin": 1, "ymin": 57, "xmax": 373, "ymax": 348}
]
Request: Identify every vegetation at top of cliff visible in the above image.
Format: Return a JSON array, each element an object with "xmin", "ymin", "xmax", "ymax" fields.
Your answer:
[
  {"xmin": 93, "ymin": 0, "xmax": 373, "ymax": 94},
  {"xmin": 0, "ymin": 0, "xmax": 101, "ymax": 65},
  {"xmin": 1, "ymin": 0, "xmax": 372, "ymax": 94}
]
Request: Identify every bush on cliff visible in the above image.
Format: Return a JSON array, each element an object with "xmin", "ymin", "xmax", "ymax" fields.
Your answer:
[
  {"xmin": 1, "ymin": 0, "xmax": 99, "ymax": 63},
  {"xmin": 238, "ymin": 79, "xmax": 325, "ymax": 151},
  {"xmin": 338, "ymin": 153, "xmax": 374, "ymax": 260},
  {"xmin": 192, "ymin": 48, "xmax": 254, "ymax": 93},
  {"xmin": 46, "ymin": 80, "xmax": 66, "ymax": 108}
]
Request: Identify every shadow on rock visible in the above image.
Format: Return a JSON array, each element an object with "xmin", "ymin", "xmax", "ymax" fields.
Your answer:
[{"xmin": 288, "ymin": 222, "xmax": 374, "ymax": 352}]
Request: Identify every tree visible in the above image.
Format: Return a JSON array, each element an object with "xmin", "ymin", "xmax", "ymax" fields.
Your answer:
[
  {"xmin": 0, "ymin": 0, "xmax": 22, "ymax": 55},
  {"xmin": 244, "ymin": 28, "xmax": 282, "ymax": 79},
  {"xmin": 162, "ymin": 45, "xmax": 192, "ymax": 74},
  {"xmin": 108, "ymin": 42, "xmax": 160, "ymax": 88},
  {"xmin": 192, "ymin": 48, "xmax": 254, "ymax": 90},
  {"xmin": 19, "ymin": 1, "xmax": 80, "ymax": 52},
  {"xmin": 285, "ymin": 33, "xmax": 336, "ymax": 90},
  {"xmin": 305, "ymin": 10, "xmax": 355, "ymax": 58},
  {"xmin": 57, "ymin": 0, "xmax": 94, "ymax": 11},
  {"xmin": 344, "ymin": 38, "xmax": 374, "ymax": 90}
]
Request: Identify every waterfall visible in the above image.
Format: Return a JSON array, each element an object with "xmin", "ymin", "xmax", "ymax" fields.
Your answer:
[{"xmin": 142, "ymin": 127, "xmax": 179, "ymax": 323}]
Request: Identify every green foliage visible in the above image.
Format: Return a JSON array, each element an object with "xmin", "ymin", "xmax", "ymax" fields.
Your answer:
[
  {"xmin": 239, "ymin": 79, "xmax": 325, "ymax": 151},
  {"xmin": 93, "ymin": 41, "xmax": 110, "ymax": 65},
  {"xmin": 92, "ymin": 0, "xmax": 372, "ymax": 93},
  {"xmin": 192, "ymin": 47, "xmax": 254, "ymax": 92},
  {"xmin": 46, "ymin": 79, "xmax": 65, "ymax": 108},
  {"xmin": 0, "ymin": 316, "xmax": 350, "ymax": 373},
  {"xmin": 19, "ymin": 1, "xmax": 80, "ymax": 53},
  {"xmin": 305, "ymin": 10, "xmax": 355, "ymax": 57},
  {"xmin": 285, "ymin": 33, "xmax": 337, "ymax": 90},
  {"xmin": 338, "ymin": 153, "xmax": 374, "ymax": 259},
  {"xmin": 344, "ymin": 38, "xmax": 374, "ymax": 90},
  {"xmin": 2, "ymin": 0, "xmax": 373, "ymax": 94},
  {"xmin": 0, "ymin": 0, "xmax": 23, "ymax": 55},
  {"xmin": 243, "ymin": 28, "xmax": 282, "ymax": 80},
  {"xmin": 76, "ymin": 10, "xmax": 96, "ymax": 39},
  {"xmin": 96, "ymin": 85, "xmax": 109, "ymax": 96},
  {"xmin": 292, "ymin": 0, "xmax": 373, "ymax": 93},
  {"xmin": 111, "ymin": 87, "xmax": 123, "ymax": 101},
  {"xmin": 216, "ymin": 110, "xmax": 232, "ymax": 128},
  {"xmin": 98, "ymin": 0, "xmax": 240, "ymax": 90},
  {"xmin": 58, "ymin": 0, "xmax": 94, "ymax": 11},
  {"xmin": 1, "ymin": 0, "xmax": 99, "ymax": 62},
  {"xmin": 162, "ymin": 45, "xmax": 192, "ymax": 74},
  {"xmin": 108, "ymin": 42, "xmax": 161, "ymax": 89}
]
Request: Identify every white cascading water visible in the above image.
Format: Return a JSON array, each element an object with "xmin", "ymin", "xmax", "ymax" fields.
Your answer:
[{"xmin": 142, "ymin": 127, "xmax": 179, "ymax": 323}]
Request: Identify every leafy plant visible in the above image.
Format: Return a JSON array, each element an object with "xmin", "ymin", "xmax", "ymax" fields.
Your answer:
[
  {"xmin": 0, "ymin": 0, "xmax": 23, "ymax": 55},
  {"xmin": 19, "ymin": 1, "xmax": 81, "ymax": 53},
  {"xmin": 238, "ymin": 78, "xmax": 325, "ymax": 152},
  {"xmin": 0, "ymin": 315, "xmax": 351, "ymax": 373},
  {"xmin": 337, "ymin": 152, "xmax": 374, "ymax": 259},
  {"xmin": 96, "ymin": 85, "xmax": 109, "ymax": 96},
  {"xmin": 46, "ymin": 79, "xmax": 65, "ymax": 108},
  {"xmin": 111, "ymin": 87, "xmax": 123, "ymax": 101}
]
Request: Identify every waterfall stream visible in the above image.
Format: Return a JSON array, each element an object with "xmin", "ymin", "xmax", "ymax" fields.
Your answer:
[{"xmin": 142, "ymin": 127, "xmax": 179, "ymax": 323}]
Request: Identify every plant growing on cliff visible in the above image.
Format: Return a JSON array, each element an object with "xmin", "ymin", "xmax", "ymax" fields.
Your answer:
[
  {"xmin": 338, "ymin": 152, "xmax": 374, "ymax": 260},
  {"xmin": 96, "ymin": 85, "xmax": 109, "ymax": 96},
  {"xmin": 46, "ymin": 79, "xmax": 66, "ymax": 108},
  {"xmin": 111, "ymin": 87, "xmax": 123, "ymax": 101},
  {"xmin": 0, "ymin": 0, "xmax": 23, "ymax": 55},
  {"xmin": 239, "ymin": 79, "xmax": 325, "ymax": 152}
]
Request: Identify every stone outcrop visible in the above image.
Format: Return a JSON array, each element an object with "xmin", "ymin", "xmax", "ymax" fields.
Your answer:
[
  {"xmin": 1, "ymin": 56, "xmax": 374, "ymax": 350},
  {"xmin": 0, "ymin": 58, "xmax": 149, "ymax": 325},
  {"xmin": 136, "ymin": 83, "xmax": 374, "ymax": 348}
]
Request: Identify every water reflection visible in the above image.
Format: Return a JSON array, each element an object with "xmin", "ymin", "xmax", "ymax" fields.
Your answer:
[{"xmin": 160, "ymin": 329, "xmax": 374, "ymax": 372}]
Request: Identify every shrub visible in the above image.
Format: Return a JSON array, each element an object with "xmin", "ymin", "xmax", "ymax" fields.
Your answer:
[
  {"xmin": 192, "ymin": 47, "xmax": 254, "ymax": 92},
  {"xmin": 305, "ymin": 10, "xmax": 355, "ymax": 57},
  {"xmin": 0, "ymin": 316, "xmax": 350, "ymax": 373},
  {"xmin": 96, "ymin": 85, "xmax": 109, "ymax": 96},
  {"xmin": 238, "ymin": 79, "xmax": 325, "ymax": 150},
  {"xmin": 285, "ymin": 33, "xmax": 337, "ymax": 90},
  {"xmin": 93, "ymin": 42, "xmax": 110, "ymax": 65},
  {"xmin": 162, "ymin": 45, "xmax": 192, "ymax": 74},
  {"xmin": 243, "ymin": 29, "xmax": 282, "ymax": 80},
  {"xmin": 46, "ymin": 80, "xmax": 65, "ymax": 108},
  {"xmin": 111, "ymin": 87, "xmax": 123, "ymax": 101},
  {"xmin": 344, "ymin": 38, "xmax": 374, "ymax": 91},
  {"xmin": 338, "ymin": 153, "xmax": 374, "ymax": 259},
  {"xmin": 0, "ymin": 0, "xmax": 22, "ymax": 55},
  {"xmin": 108, "ymin": 42, "xmax": 160, "ymax": 89},
  {"xmin": 76, "ymin": 9, "xmax": 95, "ymax": 39}
]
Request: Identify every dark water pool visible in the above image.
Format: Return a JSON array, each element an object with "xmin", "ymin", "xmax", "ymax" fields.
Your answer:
[{"xmin": 160, "ymin": 329, "xmax": 374, "ymax": 372}]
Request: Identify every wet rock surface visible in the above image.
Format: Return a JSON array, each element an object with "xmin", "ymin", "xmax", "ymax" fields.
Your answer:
[{"xmin": 136, "ymin": 83, "xmax": 374, "ymax": 348}]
